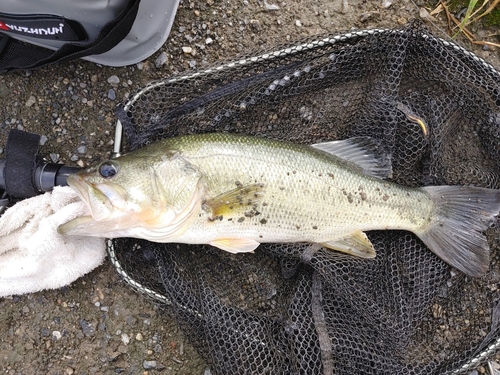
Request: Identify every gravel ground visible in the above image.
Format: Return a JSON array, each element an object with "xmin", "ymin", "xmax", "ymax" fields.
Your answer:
[{"xmin": 1, "ymin": 0, "xmax": 500, "ymax": 374}]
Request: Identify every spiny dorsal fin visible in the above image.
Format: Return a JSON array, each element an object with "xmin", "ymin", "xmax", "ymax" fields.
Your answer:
[{"xmin": 311, "ymin": 137, "xmax": 392, "ymax": 179}]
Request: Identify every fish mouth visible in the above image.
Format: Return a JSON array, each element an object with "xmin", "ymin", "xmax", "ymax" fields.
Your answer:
[
  {"xmin": 66, "ymin": 174, "xmax": 115, "ymax": 222},
  {"xmin": 57, "ymin": 174, "xmax": 114, "ymax": 236},
  {"xmin": 59, "ymin": 174, "xmax": 134, "ymax": 236}
]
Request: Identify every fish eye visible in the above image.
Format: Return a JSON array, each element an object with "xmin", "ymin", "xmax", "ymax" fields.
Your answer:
[{"xmin": 98, "ymin": 161, "xmax": 119, "ymax": 178}]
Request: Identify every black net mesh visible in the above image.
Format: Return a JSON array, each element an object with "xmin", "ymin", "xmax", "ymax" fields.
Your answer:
[{"xmin": 109, "ymin": 21, "xmax": 500, "ymax": 374}]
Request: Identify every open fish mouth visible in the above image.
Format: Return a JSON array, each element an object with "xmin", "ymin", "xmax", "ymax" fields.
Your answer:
[
  {"xmin": 66, "ymin": 174, "xmax": 115, "ymax": 222},
  {"xmin": 59, "ymin": 173, "xmax": 143, "ymax": 237},
  {"xmin": 57, "ymin": 174, "xmax": 114, "ymax": 235}
]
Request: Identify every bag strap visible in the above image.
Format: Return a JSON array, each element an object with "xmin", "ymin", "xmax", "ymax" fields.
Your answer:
[{"xmin": 0, "ymin": 0, "xmax": 141, "ymax": 73}]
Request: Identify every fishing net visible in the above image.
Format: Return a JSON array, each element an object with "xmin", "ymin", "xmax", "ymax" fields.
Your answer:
[{"xmin": 109, "ymin": 21, "xmax": 500, "ymax": 374}]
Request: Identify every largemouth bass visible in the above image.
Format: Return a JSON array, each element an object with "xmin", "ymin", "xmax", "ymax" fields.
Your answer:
[{"xmin": 58, "ymin": 133, "xmax": 500, "ymax": 277}]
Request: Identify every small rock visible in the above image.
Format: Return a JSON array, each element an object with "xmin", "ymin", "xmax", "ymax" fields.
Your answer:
[
  {"xmin": 121, "ymin": 333, "xmax": 130, "ymax": 345},
  {"xmin": 182, "ymin": 46, "xmax": 193, "ymax": 54},
  {"xmin": 143, "ymin": 360, "xmax": 157, "ymax": 370},
  {"xmin": 108, "ymin": 89, "xmax": 116, "ymax": 100},
  {"xmin": 250, "ymin": 19, "xmax": 261, "ymax": 30},
  {"xmin": 136, "ymin": 333, "xmax": 144, "ymax": 341},
  {"xmin": 125, "ymin": 315, "xmax": 137, "ymax": 326},
  {"xmin": 107, "ymin": 75, "xmax": 120, "ymax": 84},
  {"xmin": 50, "ymin": 153, "xmax": 59, "ymax": 163},
  {"xmin": 264, "ymin": 1, "xmax": 280, "ymax": 10},
  {"xmin": 25, "ymin": 96, "xmax": 36, "ymax": 107},
  {"xmin": 77, "ymin": 145, "xmax": 87, "ymax": 154},
  {"xmin": 40, "ymin": 328, "xmax": 51, "ymax": 337},
  {"xmin": 39, "ymin": 135, "xmax": 48, "ymax": 146},
  {"xmin": 79, "ymin": 319, "xmax": 96, "ymax": 337},
  {"xmin": 205, "ymin": 37, "xmax": 214, "ymax": 45},
  {"xmin": 295, "ymin": 20, "xmax": 302, "ymax": 27},
  {"xmin": 155, "ymin": 51, "xmax": 168, "ymax": 68},
  {"xmin": 52, "ymin": 331, "xmax": 62, "ymax": 340}
]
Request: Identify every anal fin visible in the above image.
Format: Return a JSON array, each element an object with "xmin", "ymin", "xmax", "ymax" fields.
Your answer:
[{"xmin": 320, "ymin": 230, "xmax": 376, "ymax": 259}]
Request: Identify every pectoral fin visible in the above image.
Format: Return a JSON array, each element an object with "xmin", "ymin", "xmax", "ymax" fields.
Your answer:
[
  {"xmin": 320, "ymin": 230, "xmax": 376, "ymax": 258},
  {"xmin": 203, "ymin": 183, "xmax": 265, "ymax": 220},
  {"xmin": 209, "ymin": 238, "xmax": 260, "ymax": 253}
]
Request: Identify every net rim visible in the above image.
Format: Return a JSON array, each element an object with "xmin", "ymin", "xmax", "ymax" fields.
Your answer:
[{"xmin": 108, "ymin": 24, "xmax": 500, "ymax": 373}]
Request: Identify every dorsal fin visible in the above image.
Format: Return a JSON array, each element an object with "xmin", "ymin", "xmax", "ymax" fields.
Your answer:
[{"xmin": 311, "ymin": 137, "xmax": 392, "ymax": 179}]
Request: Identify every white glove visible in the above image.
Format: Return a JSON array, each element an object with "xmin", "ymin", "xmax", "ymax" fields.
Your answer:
[{"xmin": 0, "ymin": 186, "xmax": 106, "ymax": 297}]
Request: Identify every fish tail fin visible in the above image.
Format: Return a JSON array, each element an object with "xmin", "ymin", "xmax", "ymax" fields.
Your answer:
[{"xmin": 418, "ymin": 186, "xmax": 500, "ymax": 277}]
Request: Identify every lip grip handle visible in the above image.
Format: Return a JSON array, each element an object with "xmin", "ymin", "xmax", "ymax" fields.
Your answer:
[{"xmin": 1, "ymin": 129, "xmax": 81, "ymax": 198}]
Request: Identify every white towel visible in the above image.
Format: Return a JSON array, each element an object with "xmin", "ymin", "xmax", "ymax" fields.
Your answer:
[{"xmin": 0, "ymin": 186, "xmax": 106, "ymax": 297}]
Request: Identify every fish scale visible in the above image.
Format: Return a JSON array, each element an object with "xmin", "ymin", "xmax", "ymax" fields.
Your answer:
[{"xmin": 171, "ymin": 134, "xmax": 431, "ymax": 242}]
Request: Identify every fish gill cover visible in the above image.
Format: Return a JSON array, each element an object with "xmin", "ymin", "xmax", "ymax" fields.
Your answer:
[{"xmin": 110, "ymin": 21, "xmax": 500, "ymax": 374}]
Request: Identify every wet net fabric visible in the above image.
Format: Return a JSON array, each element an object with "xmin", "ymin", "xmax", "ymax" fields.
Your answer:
[{"xmin": 110, "ymin": 21, "xmax": 500, "ymax": 374}]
